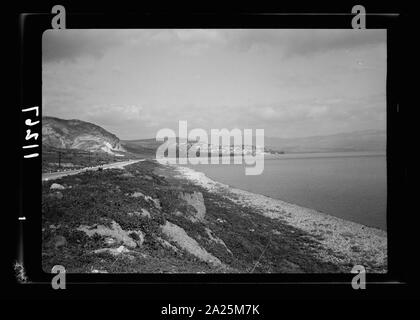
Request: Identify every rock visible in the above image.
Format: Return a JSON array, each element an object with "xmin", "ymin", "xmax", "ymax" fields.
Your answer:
[
  {"xmin": 127, "ymin": 209, "xmax": 151, "ymax": 218},
  {"xmin": 120, "ymin": 172, "xmax": 134, "ymax": 178},
  {"xmin": 157, "ymin": 237, "xmax": 179, "ymax": 252},
  {"xmin": 205, "ymin": 228, "xmax": 232, "ymax": 254},
  {"xmin": 50, "ymin": 183, "xmax": 65, "ymax": 190},
  {"xmin": 131, "ymin": 192, "xmax": 144, "ymax": 198},
  {"xmin": 161, "ymin": 221, "xmax": 222, "ymax": 267},
  {"xmin": 152, "ymin": 198, "xmax": 161, "ymax": 209},
  {"xmin": 115, "ymin": 245, "xmax": 129, "ymax": 254},
  {"xmin": 104, "ymin": 237, "xmax": 117, "ymax": 246},
  {"xmin": 173, "ymin": 211, "xmax": 183, "ymax": 217},
  {"xmin": 93, "ymin": 245, "xmax": 130, "ymax": 256},
  {"xmin": 139, "ymin": 209, "xmax": 151, "ymax": 218},
  {"xmin": 53, "ymin": 235, "xmax": 67, "ymax": 249},
  {"xmin": 179, "ymin": 191, "xmax": 206, "ymax": 222},
  {"xmin": 129, "ymin": 231, "xmax": 145, "ymax": 246},
  {"xmin": 77, "ymin": 220, "xmax": 144, "ymax": 248},
  {"xmin": 91, "ymin": 269, "xmax": 108, "ymax": 273}
]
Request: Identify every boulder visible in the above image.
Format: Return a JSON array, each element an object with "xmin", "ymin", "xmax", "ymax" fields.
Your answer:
[
  {"xmin": 128, "ymin": 209, "xmax": 151, "ymax": 218},
  {"xmin": 139, "ymin": 209, "xmax": 151, "ymax": 218},
  {"xmin": 50, "ymin": 183, "xmax": 65, "ymax": 190},
  {"xmin": 179, "ymin": 191, "xmax": 206, "ymax": 222},
  {"xmin": 77, "ymin": 220, "xmax": 144, "ymax": 248},
  {"xmin": 53, "ymin": 235, "xmax": 67, "ymax": 249},
  {"xmin": 129, "ymin": 231, "xmax": 145, "ymax": 246},
  {"xmin": 104, "ymin": 237, "xmax": 117, "ymax": 246},
  {"xmin": 161, "ymin": 221, "xmax": 222, "ymax": 267},
  {"xmin": 93, "ymin": 245, "xmax": 130, "ymax": 256},
  {"xmin": 91, "ymin": 269, "xmax": 108, "ymax": 273},
  {"xmin": 120, "ymin": 172, "xmax": 134, "ymax": 178}
]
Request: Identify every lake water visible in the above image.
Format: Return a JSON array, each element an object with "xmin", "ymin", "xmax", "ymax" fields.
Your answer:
[{"xmin": 185, "ymin": 152, "xmax": 387, "ymax": 230}]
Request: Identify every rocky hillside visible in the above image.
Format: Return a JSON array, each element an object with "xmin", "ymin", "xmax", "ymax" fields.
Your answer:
[
  {"xmin": 42, "ymin": 160, "xmax": 387, "ymax": 274},
  {"xmin": 42, "ymin": 116, "xmax": 125, "ymax": 155}
]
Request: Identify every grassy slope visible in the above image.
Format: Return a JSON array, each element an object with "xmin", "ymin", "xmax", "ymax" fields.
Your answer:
[{"xmin": 42, "ymin": 160, "xmax": 342, "ymax": 273}]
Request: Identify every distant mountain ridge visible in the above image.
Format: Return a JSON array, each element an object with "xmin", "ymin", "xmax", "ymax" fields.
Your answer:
[
  {"xmin": 124, "ymin": 129, "xmax": 386, "ymax": 154},
  {"xmin": 42, "ymin": 116, "xmax": 386, "ymax": 155},
  {"xmin": 42, "ymin": 116, "xmax": 125, "ymax": 155},
  {"xmin": 264, "ymin": 129, "xmax": 386, "ymax": 153}
]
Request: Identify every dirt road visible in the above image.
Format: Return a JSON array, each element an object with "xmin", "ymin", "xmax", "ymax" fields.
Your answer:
[{"xmin": 42, "ymin": 159, "xmax": 144, "ymax": 181}]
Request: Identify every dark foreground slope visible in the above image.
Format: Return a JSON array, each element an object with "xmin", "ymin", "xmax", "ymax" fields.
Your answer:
[{"xmin": 42, "ymin": 160, "xmax": 386, "ymax": 273}]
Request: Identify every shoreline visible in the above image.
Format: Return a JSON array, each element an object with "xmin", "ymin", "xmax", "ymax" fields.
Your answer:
[{"xmin": 171, "ymin": 164, "xmax": 388, "ymax": 273}]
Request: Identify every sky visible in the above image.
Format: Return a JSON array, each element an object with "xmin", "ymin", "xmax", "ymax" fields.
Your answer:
[{"xmin": 42, "ymin": 29, "xmax": 387, "ymax": 140}]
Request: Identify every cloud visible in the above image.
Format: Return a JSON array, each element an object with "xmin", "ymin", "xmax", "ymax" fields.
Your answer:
[
  {"xmin": 42, "ymin": 29, "xmax": 386, "ymax": 139},
  {"xmin": 43, "ymin": 30, "xmax": 121, "ymax": 62},
  {"xmin": 174, "ymin": 29, "xmax": 223, "ymax": 43},
  {"xmin": 42, "ymin": 29, "xmax": 160, "ymax": 62},
  {"xmin": 280, "ymin": 30, "xmax": 386, "ymax": 57},
  {"xmin": 42, "ymin": 29, "xmax": 221, "ymax": 62},
  {"xmin": 42, "ymin": 29, "xmax": 386, "ymax": 63},
  {"xmin": 224, "ymin": 29, "xmax": 386, "ymax": 57},
  {"xmin": 237, "ymin": 94, "xmax": 385, "ymax": 128},
  {"xmin": 84, "ymin": 104, "xmax": 143, "ymax": 124}
]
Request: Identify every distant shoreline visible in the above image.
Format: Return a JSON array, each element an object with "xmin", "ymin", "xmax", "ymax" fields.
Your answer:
[{"xmin": 153, "ymin": 150, "xmax": 386, "ymax": 163}]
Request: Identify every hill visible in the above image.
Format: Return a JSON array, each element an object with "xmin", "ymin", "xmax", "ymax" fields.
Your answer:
[{"xmin": 42, "ymin": 116, "xmax": 126, "ymax": 155}]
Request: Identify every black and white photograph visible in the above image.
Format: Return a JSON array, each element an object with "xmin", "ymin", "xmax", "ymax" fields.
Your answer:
[
  {"xmin": 41, "ymin": 29, "xmax": 388, "ymax": 274},
  {"xmin": 5, "ymin": 0, "xmax": 419, "ymax": 305}
]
